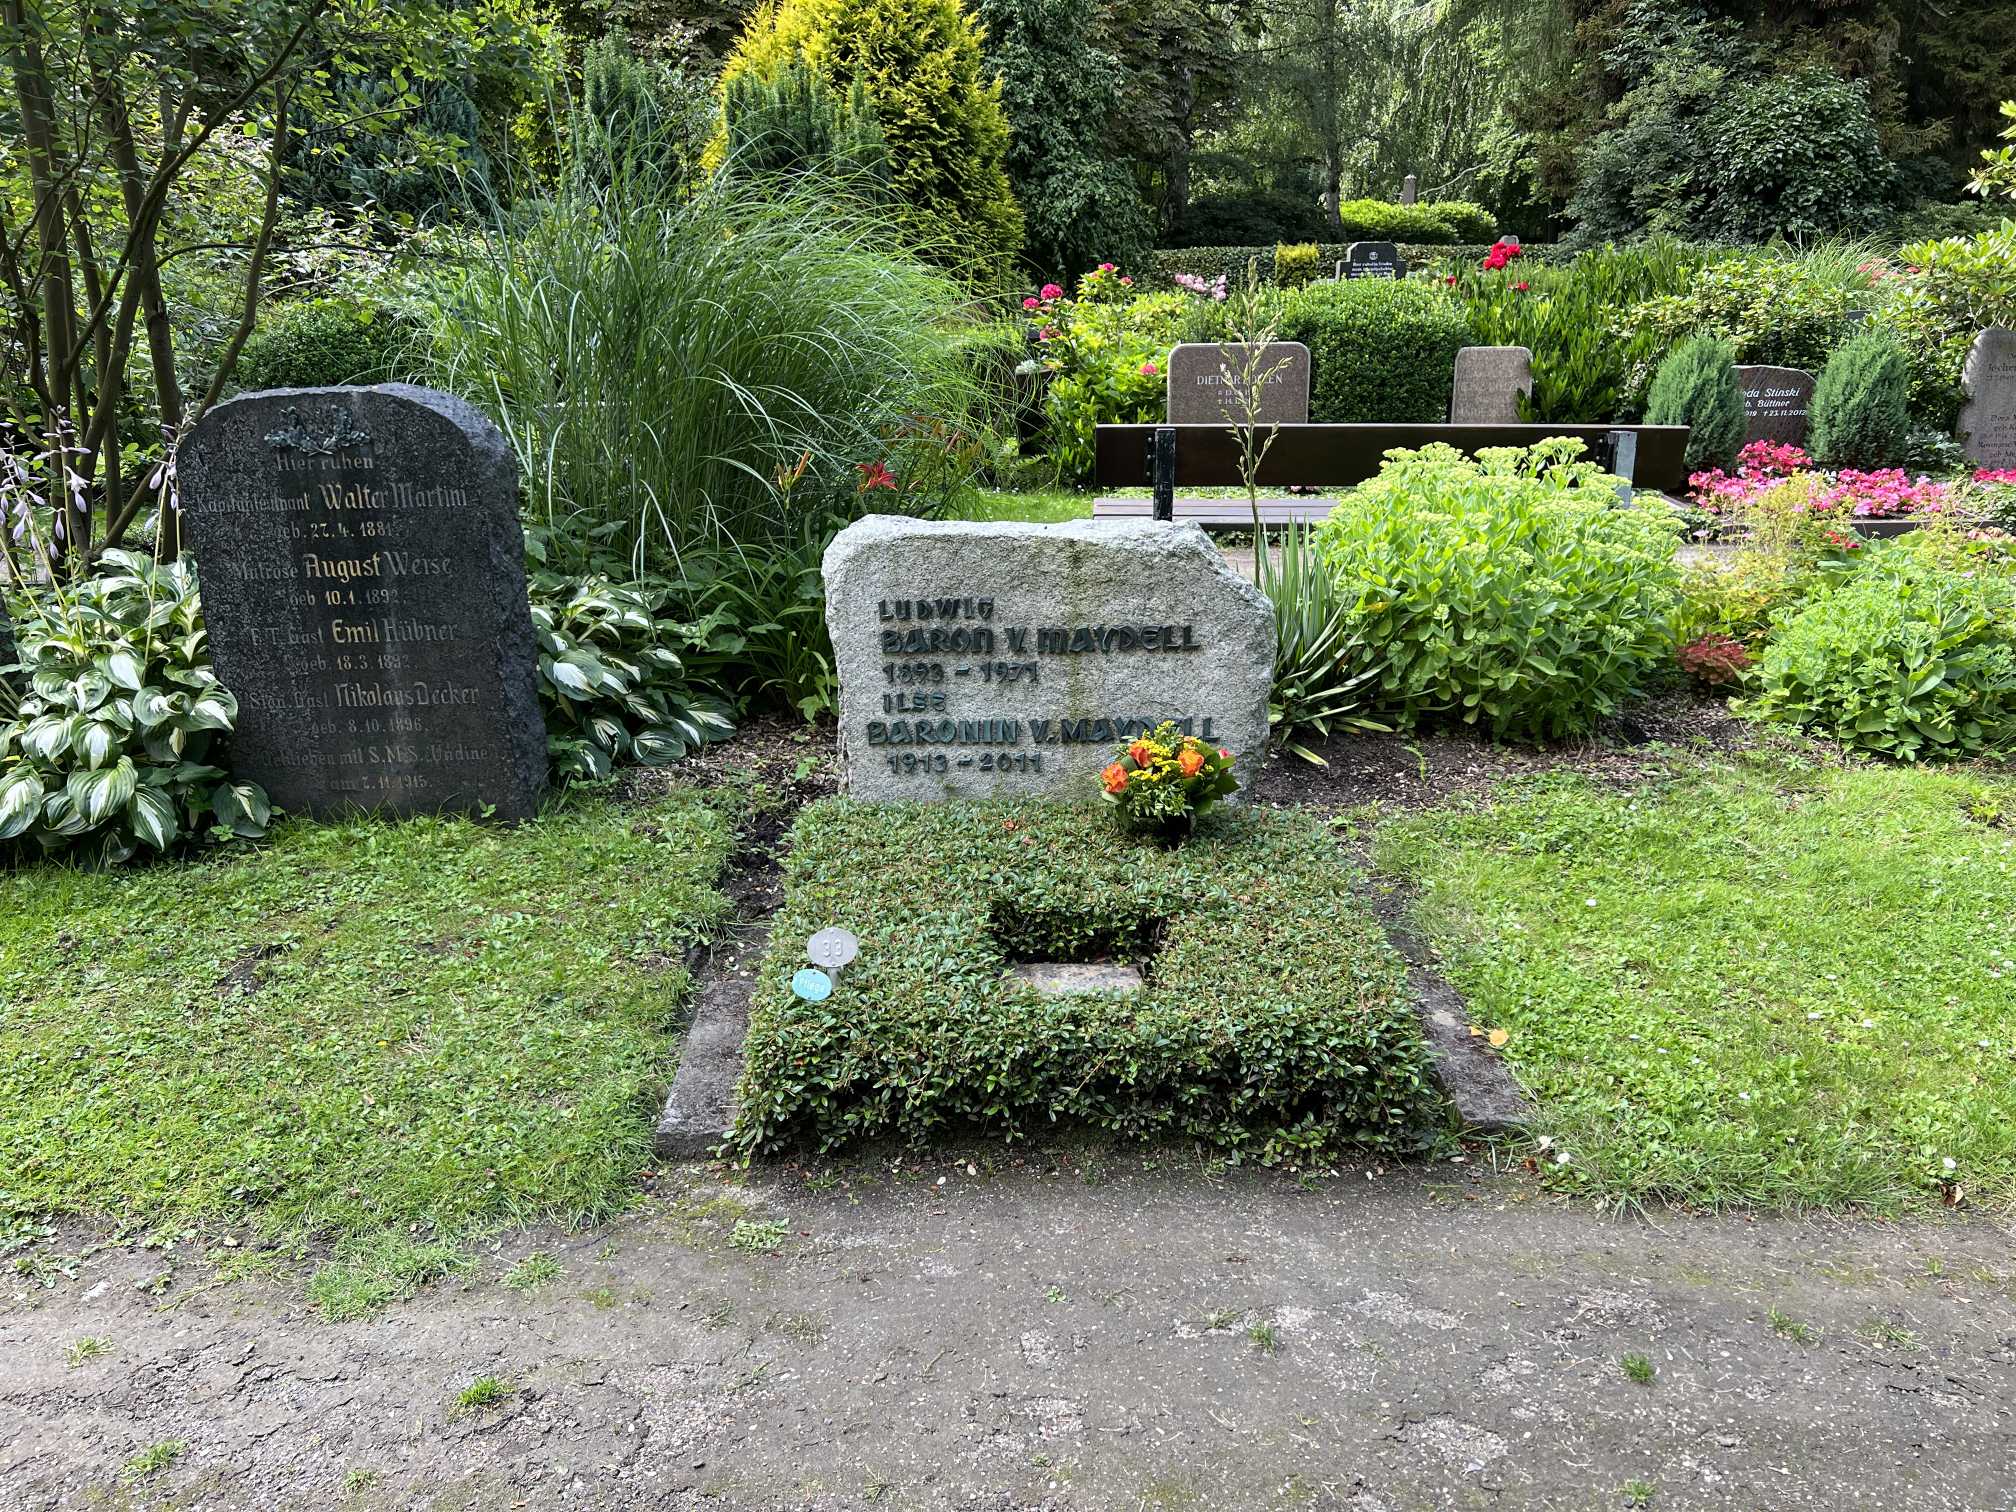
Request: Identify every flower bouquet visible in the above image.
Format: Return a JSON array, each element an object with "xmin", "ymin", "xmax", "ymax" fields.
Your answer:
[{"xmin": 1099, "ymin": 721, "xmax": 1238, "ymax": 845}]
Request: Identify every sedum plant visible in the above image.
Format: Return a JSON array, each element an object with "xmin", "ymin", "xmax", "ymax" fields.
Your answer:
[
  {"xmin": 0, "ymin": 551, "xmax": 271, "ymax": 865},
  {"xmin": 1314, "ymin": 440, "xmax": 1683, "ymax": 741},
  {"xmin": 528, "ymin": 575, "xmax": 737, "ymax": 781}
]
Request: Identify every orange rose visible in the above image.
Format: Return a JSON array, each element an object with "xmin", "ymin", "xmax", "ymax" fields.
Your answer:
[
  {"xmin": 1127, "ymin": 740, "xmax": 1156, "ymax": 767},
  {"xmin": 1176, "ymin": 749, "xmax": 1205, "ymax": 778},
  {"xmin": 1101, "ymin": 763, "xmax": 1130, "ymax": 794}
]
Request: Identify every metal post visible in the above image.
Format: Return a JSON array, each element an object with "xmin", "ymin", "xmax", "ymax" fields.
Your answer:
[
  {"xmin": 1606, "ymin": 429, "xmax": 1639, "ymax": 506},
  {"xmin": 1152, "ymin": 425, "xmax": 1176, "ymax": 522}
]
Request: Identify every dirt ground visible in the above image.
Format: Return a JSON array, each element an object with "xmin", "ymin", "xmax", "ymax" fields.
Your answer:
[
  {"xmin": 5, "ymin": 1157, "xmax": 2014, "ymax": 1512},
  {"xmin": 9, "ymin": 714, "xmax": 2013, "ymax": 1512}
]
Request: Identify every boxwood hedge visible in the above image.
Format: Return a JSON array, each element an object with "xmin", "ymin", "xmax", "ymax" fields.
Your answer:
[
  {"xmin": 1280, "ymin": 278, "xmax": 1470, "ymax": 424},
  {"xmin": 731, "ymin": 799, "xmax": 1443, "ymax": 1163}
]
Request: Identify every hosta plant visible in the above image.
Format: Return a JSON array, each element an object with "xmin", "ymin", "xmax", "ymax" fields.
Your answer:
[
  {"xmin": 0, "ymin": 551, "xmax": 271, "ymax": 865},
  {"xmin": 528, "ymin": 574, "xmax": 736, "ymax": 780}
]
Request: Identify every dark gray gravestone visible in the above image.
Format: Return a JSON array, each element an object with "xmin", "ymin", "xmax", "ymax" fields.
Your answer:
[
  {"xmin": 1340, "ymin": 242, "xmax": 1406, "ymax": 280},
  {"xmin": 1734, "ymin": 365, "xmax": 1816, "ymax": 447},
  {"xmin": 1959, "ymin": 327, "xmax": 2016, "ymax": 468},
  {"xmin": 1165, "ymin": 342, "xmax": 1310, "ymax": 425},
  {"xmin": 179, "ymin": 384, "xmax": 546, "ymax": 821}
]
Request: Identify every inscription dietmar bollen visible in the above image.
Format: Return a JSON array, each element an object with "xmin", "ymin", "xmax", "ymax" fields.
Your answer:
[
  {"xmin": 179, "ymin": 384, "xmax": 546, "ymax": 821},
  {"xmin": 1165, "ymin": 342, "xmax": 1311, "ymax": 425},
  {"xmin": 823, "ymin": 517, "xmax": 1273, "ymax": 801}
]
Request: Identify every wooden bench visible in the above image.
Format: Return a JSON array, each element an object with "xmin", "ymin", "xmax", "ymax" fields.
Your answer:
[{"xmin": 1092, "ymin": 423, "xmax": 1692, "ymax": 522}]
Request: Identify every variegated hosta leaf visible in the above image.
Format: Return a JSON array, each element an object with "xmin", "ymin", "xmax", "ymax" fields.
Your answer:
[
  {"xmin": 0, "ymin": 768, "xmax": 46, "ymax": 840},
  {"xmin": 127, "ymin": 786, "xmax": 179, "ymax": 850}
]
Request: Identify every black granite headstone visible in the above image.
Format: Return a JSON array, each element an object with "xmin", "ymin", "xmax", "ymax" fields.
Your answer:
[
  {"xmin": 179, "ymin": 383, "xmax": 546, "ymax": 821},
  {"xmin": 1341, "ymin": 242, "xmax": 1406, "ymax": 280}
]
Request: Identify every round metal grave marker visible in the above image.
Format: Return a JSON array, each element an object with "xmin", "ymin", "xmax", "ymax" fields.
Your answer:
[
  {"xmin": 806, "ymin": 927, "xmax": 859, "ymax": 971},
  {"xmin": 791, "ymin": 967, "xmax": 834, "ymax": 1002}
]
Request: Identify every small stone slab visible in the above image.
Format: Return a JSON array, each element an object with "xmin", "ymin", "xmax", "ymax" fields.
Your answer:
[
  {"xmin": 823, "ymin": 517, "xmax": 1274, "ymax": 802},
  {"xmin": 1734, "ymin": 365, "xmax": 1816, "ymax": 446},
  {"xmin": 1959, "ymin": 326, "xmax": 2016, "ymax": 467},
  {"xmin": 179, "ymin": 383, "xmax": 546, "ymax": 821},
  {"xmin": 1341, "ymin": 242, "xmax": 1406, "ymax": 280},
  {"xmin": 1009, "ymin": 962, "xmax": 1145, "ymax": 995},
  {"xmin": 1166, "ymin": 342, "xmax": 1310, "ymax": 425},
  {"xmin": 1449, "ymin": 346, "xmax": 1533, "ymax": 425}
]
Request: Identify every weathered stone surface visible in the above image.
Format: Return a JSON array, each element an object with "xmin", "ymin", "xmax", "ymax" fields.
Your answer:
[
  {"xmin": 1341, "ymin": 241, "xmax": 1406, "ymax": 280},
  {"xmin": 1449, "ymin": 346, "xmax": 1533, "ymax": 425},
  {"xmin": 823, "ymin": 516, "xmax": 1273, "ymax": 803},
  {"xmin": 179, "ymin": 383, "xmax": 546, "ymax": 821},
  {"xmin": 1165, "ymin": 341, "xmax": 1310, "ymax": 425},
  {"xmin": 1959, "ymin": 326, "xmax": 2016, "ymax": 467},
  {"xmin": 1008, "ymin": 961, "xmax": 1146, "ymax": 996},
  {"xmin": 1734, "ymin": 364, "xmax": 1816, "ymax": 447}
]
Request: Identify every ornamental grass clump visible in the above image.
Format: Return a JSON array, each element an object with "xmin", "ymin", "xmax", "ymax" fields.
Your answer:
[
  {"xmin": 1099, "ymin": 721, "xmax": 1237, "ymax": 841},
  {"xmin": 1312, "ymin": 440, "xmax": 1683, "ymax": 741}
]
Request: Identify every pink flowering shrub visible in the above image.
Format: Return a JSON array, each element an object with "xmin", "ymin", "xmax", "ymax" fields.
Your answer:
[
  {"xmin": 1171, "ymin": 271, "xmax": 1229, "ymax": 301},
  {"xmin": 1690, "ymin": 441, "xmax": 1948, "ymax": 520}
]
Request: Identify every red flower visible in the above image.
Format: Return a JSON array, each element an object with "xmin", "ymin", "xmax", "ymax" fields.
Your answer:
[
  {"xmin": 1039, "ymin": 282, "xmax": 1064, "ymax": 300},
  {"xmin": 1022, "ymin": 296, "xmax": 1040, "ymax": 309},
  {"xmin": 1444, "ymin": 274, "xmax": 1458, "ymax": 285},
  {"xmin": 856, "ymin": 460, "xmax": 897, "ymax": 492},
  {"xmin": 1513, "ymin": 281, "xmax": 1530, "ymax": 292}
]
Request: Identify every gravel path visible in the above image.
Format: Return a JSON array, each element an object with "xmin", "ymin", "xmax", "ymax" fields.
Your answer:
[{"xmin": 5, "ymin": 1156, "xmax": 2013, "ymax": 1511}]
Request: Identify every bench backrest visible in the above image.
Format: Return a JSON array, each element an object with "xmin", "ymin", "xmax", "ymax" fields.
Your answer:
[{"xmin": 1093, "ymin": 423, "xmax": 1694, "ymax": 495}]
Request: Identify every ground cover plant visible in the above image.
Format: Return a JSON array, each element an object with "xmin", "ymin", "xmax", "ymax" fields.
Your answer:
[
  {"xmin": 1379, "ymin": 747, "xmax": 2016, "ymax": 1211},
  {"xmin": 732, "ymin": 800, "xmax": 1441, "ymax": 1163},
  {"xmin": 0, "ymin": 791, "xmax": 733, "ymax": 1246}
]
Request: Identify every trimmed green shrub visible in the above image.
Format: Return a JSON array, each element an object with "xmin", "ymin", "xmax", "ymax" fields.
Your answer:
[
  {"xmin": 1741, "ymin": 556, "xmax": 2016, "ymax": 760},
  {"xmin": 1809, "ymin": 331, "xmax": 1913, "ymax": 469},
  {"xmin": 234, "ymin": 298, "xmax": 419, "ymax": 392},
  {"xmin": 1312, "ymin": 440, "xmax": 1684, "ymax": 741},
  {"xmin": 1167, "ymin": 189, "xmax": 1332, "ymax": 247},
  {"xmin": 1280, "ymin": 279, "xmax": 1468, "ymax": 424},
  {"xmin": 1334, "ymin": 197, "xmax": 1495, "ymax": 244},
  {"xmin": 1645, "ymin": 335, "xmax": 1743, "ymax": 472},
  {"xmin": 1272, "ymin": 242, "xmax": 1320, "ymax": 288},
  {"xmin": 731, "ymin": 799, "xmax": 1440, "ymax": 1161},
  {"xmin": 715, "ymin": 0, "xmax": 1024, "ymax": 283}
]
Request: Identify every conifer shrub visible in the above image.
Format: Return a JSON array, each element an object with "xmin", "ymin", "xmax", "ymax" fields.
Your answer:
[
  {"xmin": 1809, "ymin": 330, "xmax": 1913, "ymax": 469},
  {"xmin": 715, "ymin": 0, "xmax": 1023, "ymax": 283},
  {"xmin": 1645, "ymin": 334, "xmax": 1743, "ymax": 471}
]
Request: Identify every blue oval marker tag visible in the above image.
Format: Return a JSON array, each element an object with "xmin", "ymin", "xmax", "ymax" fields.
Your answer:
[{"xmin": 791, "ymin": 967, "xmax": 834, "ymax": 1002}]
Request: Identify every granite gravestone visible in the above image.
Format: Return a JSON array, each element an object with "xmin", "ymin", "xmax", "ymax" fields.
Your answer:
[
  {"xmin": 179, "ymin": 383, "xmax": 546, "ymax": 821},
  {"xmin": 1401, "ymin": 174, "xmax": 1418, "ymax": 205},
  {"xmin": 1341, "ymin": 242, "xmax": 1406, "ymax": 280},
  {"xmin": 1734, "ymin": 365, "xmax": 1816, "ymax": 447},
  {"xmin": 1449, "ymin": 346, "xmax": 1534, "ymax": 424},
  {"xmin": 1959, "ymin": 327, "xmax": 2016, "ymax": 468},
  {"xmin": 823, "ymin": 517, "xmax": 1273, "ymax": 802},
  {"xmin": 1165, "ymin": 342, "xmax": 1310, "ymax": 425}
]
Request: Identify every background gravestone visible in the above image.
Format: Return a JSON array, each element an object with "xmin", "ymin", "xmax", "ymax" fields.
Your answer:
[
  {"xmin": 823, "ymin": 517, "xmax": 1273, "ymax": 802},
  {"xmin": 1449, "ymin": 346, "xmax": 1533, "ymax": 424},
  {"xmin": 1166, "ymin": 342, "xmax": 1310, "ymax": 425},
  {"xmin": 179, "ymin": 383, "xmax": 547, "ymax": 821},
  {"xmin": 1734, "ymin": 365, "xmax": 1817, "ymax": 446},
  {"xmin": 1340, "ymin": 242, "xmax": 1405, "ymax": 280},
  {"xmin": 1959, "ymin": 327, "xmax": 2016, "ymax": 467}
]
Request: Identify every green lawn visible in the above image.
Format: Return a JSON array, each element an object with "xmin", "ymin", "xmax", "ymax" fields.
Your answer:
[
  {"xmin": 947, "ymin": 487, "xmax": 1093, "ymax": 523},
  {"xmin": 734, "ymin": 799, "xmax": 1442, "ymax": 1163},
  {"xmin": 1, "ymin": 791, "xmax": 733, "ymax": 1250},
  {"xmin": 1378, "ymin": 747, "xmax": 2016, "ymax": 1212}
]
